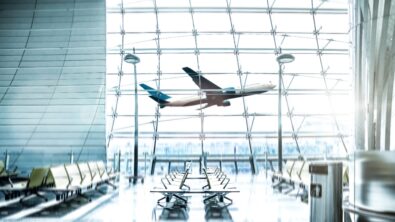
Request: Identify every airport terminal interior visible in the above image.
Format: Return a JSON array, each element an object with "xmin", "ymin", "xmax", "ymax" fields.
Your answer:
[{"xmin": 0, "ymin": 0, "xmax": 394, "ymax": 221}]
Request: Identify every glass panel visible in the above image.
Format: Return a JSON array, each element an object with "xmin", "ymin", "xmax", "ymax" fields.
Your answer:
[
  {"xmin": 229, "ymin": 0, "xmax": 266, "ymax": 7},
  {"xmin": 315, "ymin": 13, "xmax": 349, "ymax": 33},
  {"xmin": 123, "ymin": 0, "xmax": 154, "ymax": 8},
  {"xmin": 106, "ymin": 0, "xmax": 352, "ymax": 175},
  {"xmin": 231, "ymin": 13, "xmax": 271, "ymax": 32},
  {"xmin": 159, "ymin": 33, "xmax": 196, "ymax": 49},
  {"xmin": 193, "ymin": 13, "xmax": 231, "ymax": 32},
  {"xmin": 272, "ymin": 13, "xmax": 314, "ymax": 33},
  {"xmin": 238, "ymin": 54, "xmax": 278, "ymax": 73},
  {"xmin": 191, "ymin": 0, "xmax": 227, "ymax": 7},
  {"xmin": 156, "ymin": 0, "xmax": 189, "ymax": 7},
  {"xmin": 155, "ymin": 138, "xmax": 201, "ymax": 155},
  {"xmin": 197, "ymin": 33, "xmax": 234, "ymax": 48},
  {"xmin": 157, "ymin": 13, "xmax": 192, "ymax": 32},
  {"xmin": 236, "ymin": 34, "xmax": 277, "ymax": 49},
  {"xmin": 123, "ymin": 13, "xmax": 157, "ymax": 32}
]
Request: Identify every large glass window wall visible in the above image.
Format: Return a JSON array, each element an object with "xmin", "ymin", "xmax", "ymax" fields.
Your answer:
[{"xmin": 106, "ymin": 0, "xmax": 352, "ymax": 173}]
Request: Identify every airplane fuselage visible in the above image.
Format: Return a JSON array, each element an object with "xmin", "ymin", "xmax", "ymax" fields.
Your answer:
[
  {"xmin": 163, "ymin": 83, "xmax": 275, "ymax": 107},
  {"xmin": 140, "ymin": 67, "xmax": 276, "ymax": 109}
]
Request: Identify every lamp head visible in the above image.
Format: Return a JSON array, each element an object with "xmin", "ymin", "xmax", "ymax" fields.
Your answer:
[
  {"xmin": 276, "ymin": 54, "xmax": 295, "ymax": 64},
  {"xmin": 124, "ymin": 53, "xmax": 140, "ymax": 64}
]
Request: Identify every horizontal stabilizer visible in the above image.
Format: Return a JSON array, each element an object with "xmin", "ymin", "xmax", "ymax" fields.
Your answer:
[
  {"xmin": 140, "ymin": 84, "xmax": 171, "ymax": 102},
  {"xmin": 148, "ymin": 96, "xmax": 169, "ymax": 104}
]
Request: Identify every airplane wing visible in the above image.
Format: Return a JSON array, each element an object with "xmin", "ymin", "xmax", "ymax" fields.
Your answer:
[
  {"xmin": 182, "ymin": 67, "xmax": 222, "ymax": 100},
  {"xmin": 197, "ymin": 103, "xmax": 215, "ymax": 110},
  {"xmin": 182, "ymin": 67, "xmax": 221, "ymax": 90}
]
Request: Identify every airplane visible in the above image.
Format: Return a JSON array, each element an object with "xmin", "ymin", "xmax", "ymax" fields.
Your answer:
[{"xmin": 140, "ymin": 67, "xmax": 276, "ymax": 109}]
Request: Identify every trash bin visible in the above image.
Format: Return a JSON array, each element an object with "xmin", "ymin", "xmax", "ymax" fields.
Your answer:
[{"xmin": 309, "ymin": 161, "xmax": 343, "ymax": 222}]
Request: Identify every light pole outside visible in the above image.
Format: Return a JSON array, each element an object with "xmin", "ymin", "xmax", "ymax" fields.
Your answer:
[
  {"xmin": 124, "ymin": 53, "xmax": 140, "ymax": 184},
  {"xmin": 276, "ymin": 54, "xmax": 295, "ymax": 173}
]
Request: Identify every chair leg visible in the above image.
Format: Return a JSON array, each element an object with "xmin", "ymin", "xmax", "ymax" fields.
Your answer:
[
  {"xmin": 223, "ymin": 195, "xmax": 233, "ymax": 207},
  {"xmin": 78, "ymin": 192, "xmax": 92, "ymax": 202},
  {"xmin": 157, "ymin": 196, "xmax": 166, "ymax": 204},
  {"xmin": 203, "ymin": 194, "xmax": 218, "ymax": 204},
  {"xmin": 34, "ymin": 190, "xmax": 48, "ymax": 201},
  {"xmin": 173, "ymin": 194, "xmax": 187, "ymax": 204},
  {"xmin": 105, "ymin": 181, "xmax": 117, "ymax": 190}
]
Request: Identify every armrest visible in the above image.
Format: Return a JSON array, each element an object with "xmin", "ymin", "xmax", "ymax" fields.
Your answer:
[
  {"xmin": 80, "ymin": 174, "xmax": 87, "ymax": 185},
  {"xmin": 217, "ymin": 171, "xmax": 225, "ymax": 179},
  {"xmin": 218, "ymin": 173, "xmax": 226, "ymax": 181},
  {"xmin": 67, "ymin": 177, "xmax": 74, "ymax": 189},
  {"xmin": 8, "ymin": 177, "xmax": 14, "ymax": 188},
  {"xmin": 223, "ymin": 178, "xmax": 230, "ymax": 189},
  {"xmin": 220, "ymin": 174, "xmax": 228, "ymax": 185},
  {"xmin": 165, "ymin": 174, "xmax": 174, "ymax": 182},
  {"xmin": 164, "ymin": 175, "xmax": 171, "ymax": 184}
]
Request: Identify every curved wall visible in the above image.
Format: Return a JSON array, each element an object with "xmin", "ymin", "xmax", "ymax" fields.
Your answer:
[{"xmin": 0, "ymin": 0, "xmax": 106, "ymax": 173}]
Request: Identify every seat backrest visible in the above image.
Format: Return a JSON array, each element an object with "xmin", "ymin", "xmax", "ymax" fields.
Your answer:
[
  {"xmin": 77, "ymin": 162, "xmax": 92, "ymax": 182},
  {"xmin": 343, "ymin": 163, "xmax": 349, "ymax": 185},
  {"xmin": 0, "ymin": 160, "xmax": 5, "ymax": 175},
  {"xmin": 88, "ymin": 161, "xmax": 100, "ymax": 181},
  {"xmin": 27, "ymin": 167, "xmax": 49, "ymax": 189},
  {"xmin": 284, "ymin": 160, "xmax": 295, "ymax": 176},
  {"xmin": 291, "ymin": 160, "xmax": 305, "ymax": 180},
  {"xmin": 65, "ymin": 163, "xmax": 82, "ymax": 187},
  {"xmin": 96, "ymin": 161, "xmax": 109, "ymax": 180},
  {"xmin": 46, "ymin": 165, "xmax": 70, "ymax": 188},
  {"xmin": 203, "ymin": 168, "xmax": 211, "ymax": 189},
  {"xmin": 179, "ymin": 169, "xmax": 189, "ymax": 189}
]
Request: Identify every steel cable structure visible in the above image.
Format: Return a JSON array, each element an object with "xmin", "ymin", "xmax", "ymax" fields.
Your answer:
[{"xmin": 106, "ymin": 0, "xmax": 352, "ymax": 173}]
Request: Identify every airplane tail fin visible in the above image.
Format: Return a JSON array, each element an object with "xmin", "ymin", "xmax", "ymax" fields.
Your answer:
[
  {"xmin": 140, "ymin": 84, "xmax": 171, "ymax": 107},
  {"xmin": 182, "ymin": 67, "xmax": 199, "ymax": 77}
]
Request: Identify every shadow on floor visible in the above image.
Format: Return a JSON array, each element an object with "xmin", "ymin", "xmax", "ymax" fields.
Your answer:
[
  {"xmin": 204, "ymin": 199, "xmax": 233, "ymax": 221},
  {"xmin": 156, "ymin": 198, "xmax": 189, "ymax": 221}
]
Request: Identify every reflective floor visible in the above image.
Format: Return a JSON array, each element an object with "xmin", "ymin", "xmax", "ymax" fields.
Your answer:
[{"xmin": 81, "ymin": 171, "xmax": 309, "ymax": 222}]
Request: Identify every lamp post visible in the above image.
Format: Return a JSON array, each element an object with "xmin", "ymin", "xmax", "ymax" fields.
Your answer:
[
  {"xmin": 276, "ymin": 54, "xmax": 294, "ymax": 173},
  {"xmin": 124, "ymin": 53, "xmax": 140, "ymax": 184}
]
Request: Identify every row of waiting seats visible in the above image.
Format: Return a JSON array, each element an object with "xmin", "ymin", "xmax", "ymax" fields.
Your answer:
[
  {"xmin": 201, "ymin": 167, "xmax": 237, "ymax": 207},
  {"xmin": 271, "ymin": 158, "xmax": 349, "ymax": 202},
  {"xmin": 0, "ymin": 161, "xmax": 118, "ymax": 204},
  {"xmin": 152, "ymin": 164, "xmax": 239, "ymax": 209},
  {"xmin": 154, "ymin": 162, "xmax": 193, "ymax": 206}
]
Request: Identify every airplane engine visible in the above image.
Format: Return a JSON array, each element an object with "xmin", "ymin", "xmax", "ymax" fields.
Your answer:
[
  {"xmin": 220, "ymin": 100, "xmax": 231, "ymax": 107},
  {"xmin": 223, "ymin": 87, "xmax": 236, "ymax": 94}
]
